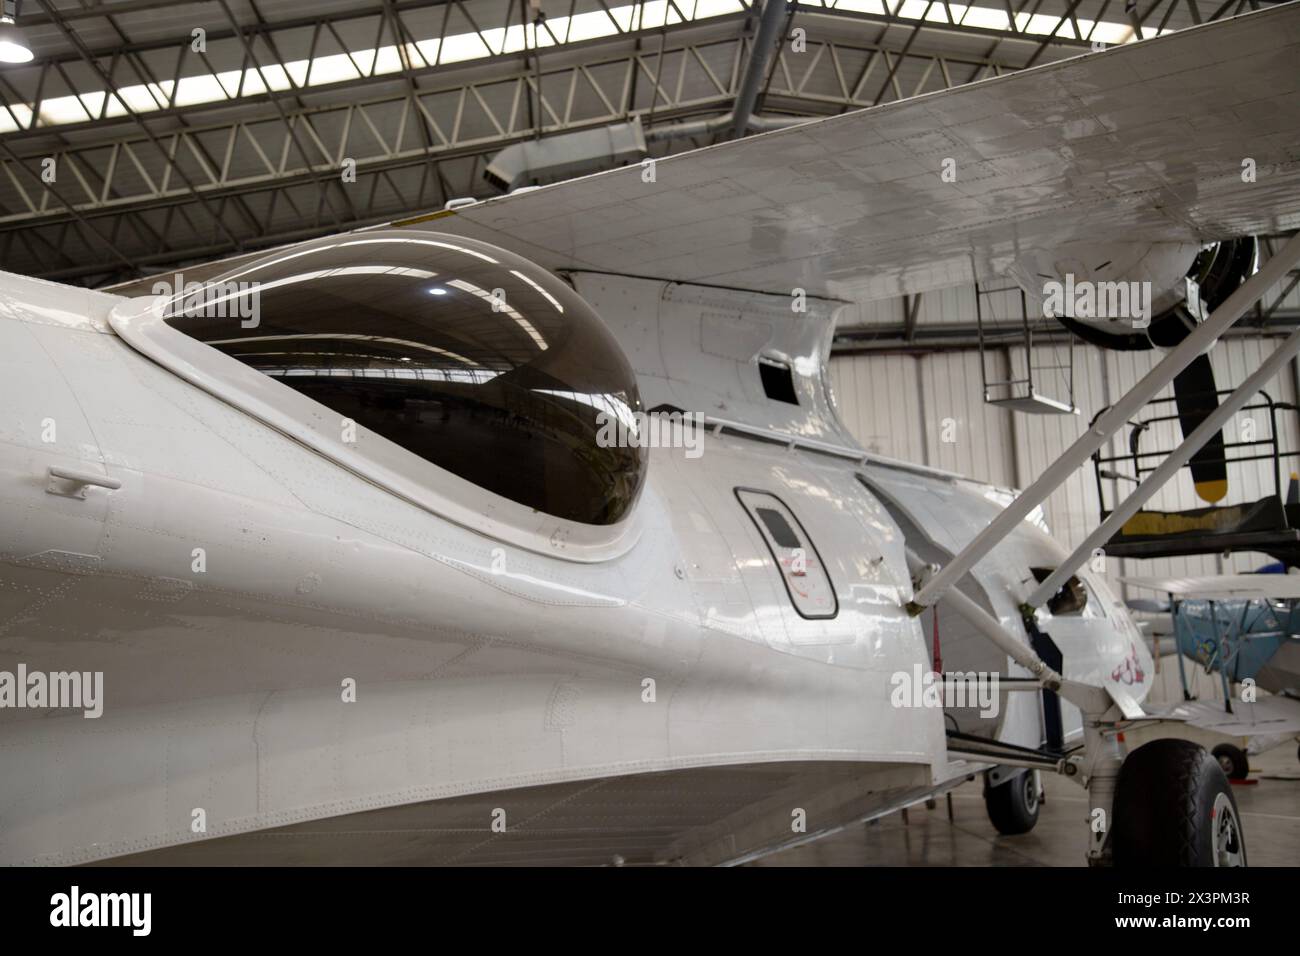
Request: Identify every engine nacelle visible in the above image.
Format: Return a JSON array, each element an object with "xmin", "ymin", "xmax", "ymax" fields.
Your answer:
[
  {"xmin": 1008, "ymin": 240, "xmax": 1200, "ymax": 334},
  {"xmin": 1008, "ymin": 238, "xmax": 1259, "ymax": 351}
]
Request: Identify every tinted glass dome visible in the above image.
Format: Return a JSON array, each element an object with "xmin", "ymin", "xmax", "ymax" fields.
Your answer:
[{"xmin": 163, "ymin": 230, "xmax": 646, "ymax": 526}]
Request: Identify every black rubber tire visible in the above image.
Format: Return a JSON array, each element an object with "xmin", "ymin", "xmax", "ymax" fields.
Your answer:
[
  {"xmin": 984, "ymin": 770, "xmax": 1040, "ymax": 835},
  {"xmin": 1112, "ymin": 738, "xmax": 1247, "ymax": 867},
  {"xmin": 1211, "ymin": 743, "xmax": 1250, "ymax": 781}
]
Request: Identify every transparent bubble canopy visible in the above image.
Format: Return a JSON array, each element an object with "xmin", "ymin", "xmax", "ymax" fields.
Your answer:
[{"xmin": 164, "ymin": 230, "xmax": 646, "ymax": 526}]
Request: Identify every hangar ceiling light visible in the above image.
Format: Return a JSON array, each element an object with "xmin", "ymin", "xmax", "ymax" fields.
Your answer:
[{"xmin": 0, "ymin": 0, "xmax": 32, "ymax": 65}]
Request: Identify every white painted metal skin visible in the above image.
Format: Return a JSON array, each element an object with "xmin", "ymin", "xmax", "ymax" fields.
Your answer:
[{"xmin": 0, "ymin": 257, "xmax": 1149, "ymax": 865}]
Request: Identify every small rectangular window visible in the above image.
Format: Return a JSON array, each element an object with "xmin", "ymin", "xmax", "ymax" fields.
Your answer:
[
  {"xmin": 755, "ymin": 507, "xmax": 801, "ymax": 548},
  {"xmin": 759, "ymin": 359, "xmax": 799, "ymax": 405}
]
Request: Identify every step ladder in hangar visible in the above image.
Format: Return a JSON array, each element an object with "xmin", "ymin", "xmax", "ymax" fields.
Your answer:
[
  {"xmin": 974, "ymin": 282, "xmax": 1078, "ymax": 415},
  {"xmin": 899, "ymin": 232, "xmax": 1300, "ymax": 865}
]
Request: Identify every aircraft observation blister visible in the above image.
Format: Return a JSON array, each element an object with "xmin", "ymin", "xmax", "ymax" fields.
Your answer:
[{"xmin": 161, "ymin": 232, "xmax": 648, "ymax": 527}]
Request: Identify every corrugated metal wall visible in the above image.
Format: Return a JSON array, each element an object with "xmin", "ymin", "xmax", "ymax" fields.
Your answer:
[
  {"xmin": 829, "ymin": 337, "xmax": 1300, "ymax": 599},
  {"xmin": 833, "ymin": 258, "xmax": 1300, "ymax": 327}
]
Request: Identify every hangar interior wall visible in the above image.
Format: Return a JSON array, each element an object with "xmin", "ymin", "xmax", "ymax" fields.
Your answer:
[{"xmin": 829, "ymin": 336, "xmax": 1300, "ymax": 603}]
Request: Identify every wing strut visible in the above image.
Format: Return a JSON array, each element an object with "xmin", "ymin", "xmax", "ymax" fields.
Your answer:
[{"xmin": 908, "ymin": 231, "xmax": 1300, "ymax": 614}]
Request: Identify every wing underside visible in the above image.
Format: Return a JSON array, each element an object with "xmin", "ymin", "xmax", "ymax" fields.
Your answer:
[
  {"xmin": 1124, "ymin": 573, "xmax": 1300, "ymax": 600},
  {"xmin": 396, "ymin": 3, "xmax": 1300, "ymax": 303},
  {"xmin": 104, "ymin": 6, "xmax": 1300, "ymax": 310}
]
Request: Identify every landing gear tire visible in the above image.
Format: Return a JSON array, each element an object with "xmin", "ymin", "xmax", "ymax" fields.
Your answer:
[
  {"xmin": 1211, "ymin": 743, "xmax": 1250, "ymax": 781},
  {"xmin": 984, "ymin": 770, "xmax": 1041, "ymax": 835},
  {"xmin": 1112, "ymin": 738, "xmax": 1247, "ymax": 867}
]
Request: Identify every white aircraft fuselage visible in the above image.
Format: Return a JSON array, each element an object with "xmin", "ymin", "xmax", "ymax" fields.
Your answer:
[{"xmin": 0, "ymin": 240, "xmax": 1151, "ymax": 866}]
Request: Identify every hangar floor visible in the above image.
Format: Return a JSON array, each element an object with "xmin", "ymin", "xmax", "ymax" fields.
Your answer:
[{"xmin": 755, "ymin": 744, "xmax": 1300, "ymax": 867}]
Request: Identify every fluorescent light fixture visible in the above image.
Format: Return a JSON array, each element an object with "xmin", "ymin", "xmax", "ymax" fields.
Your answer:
[{"xmin": 0, "ymin": 11, "xmax": 33, "ymax": 65}]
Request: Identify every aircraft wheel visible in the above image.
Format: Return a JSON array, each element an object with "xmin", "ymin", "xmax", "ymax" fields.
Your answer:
[
  {"xmin": 1211, "ymin": 743, "xmax": 1249, "ymax": 781},
  {"xmin": 984, "ymin": 769, "xmax": 1040, "ymax": 835},
  {"xmin": 1112, "ymin": 739, "xmax": 1247, "ymax": 867}
]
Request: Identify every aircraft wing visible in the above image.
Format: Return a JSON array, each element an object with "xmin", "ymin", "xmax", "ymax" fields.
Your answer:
[
  {"xmin": 1147, "ymin": 696, "xmax": 1300, "ymax": 751},
  {"xmin": 395, "ymin": 3, "xmax": 1300, "ymax": 304},
  {"xmin": 1123, "ymin": 573, "xmax": 1300, "ymax": 601}
]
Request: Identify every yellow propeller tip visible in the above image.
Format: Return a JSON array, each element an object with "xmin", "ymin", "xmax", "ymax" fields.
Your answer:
[{"xmin": 1194, "ymin": 479, "xmax": 1228, "ymax": 504}]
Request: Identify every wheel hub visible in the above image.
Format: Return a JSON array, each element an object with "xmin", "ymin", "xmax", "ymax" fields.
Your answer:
[
  {"xmin": 1023, "ymin": 771, "xmax": 1040, "ymax": 814},
  {"xmin": 1212, "ymin": 792, "xmax": 1246, "ymax": 867}
]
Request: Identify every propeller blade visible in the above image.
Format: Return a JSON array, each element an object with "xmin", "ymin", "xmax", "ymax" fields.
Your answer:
[{"xmin": 1172, "ymin": 352, "xmax": 1228, "ymax": 503}]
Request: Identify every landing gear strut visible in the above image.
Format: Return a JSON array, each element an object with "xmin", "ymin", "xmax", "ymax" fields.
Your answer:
[{"xmin": 908, "ymin": 550, "xmax": 1254, "ymax": 866}]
